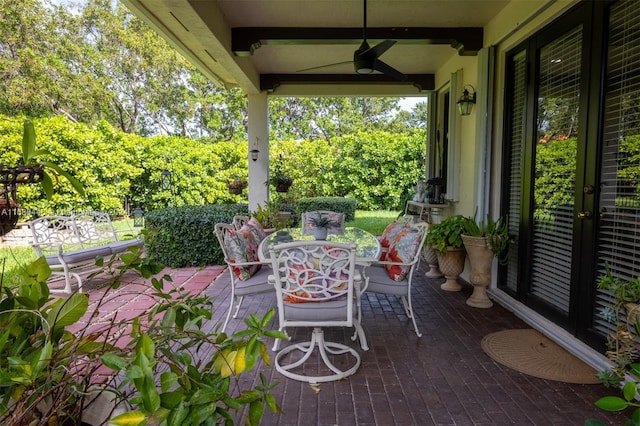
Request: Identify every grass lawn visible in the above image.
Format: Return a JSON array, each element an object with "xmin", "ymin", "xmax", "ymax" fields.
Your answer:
[
  {"xmin": 349, "ymin": 210, "xmax": 401, "ymax": 235},
  {"xmin": 0, "ymin": 246, "xmax": 37, "ymax": 289},
  {"xmin": 0, "ymin": 211, "xmax": 400, "ymax": 289}
]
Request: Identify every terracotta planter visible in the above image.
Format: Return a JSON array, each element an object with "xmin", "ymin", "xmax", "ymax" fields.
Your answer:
[
  {"xmin": 436, "ymin": 247, "xmax": 466, "ymax": 292},
  {"xmin": 462, "ymin": 235, "xmax": 495, "ymax": 308},
  {"xmin": 424, "ymin": 246, "xmax": 443, "ymax": 278}
]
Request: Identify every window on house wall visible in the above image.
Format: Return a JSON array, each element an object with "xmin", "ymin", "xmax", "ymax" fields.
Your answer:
[
  {"xmin": 504, "ymin": 49, "xmax": 527, "ymax": 294},
  {"xmin": 593, "ymin": 1, "xmax": 640, "ymax": 337},
  {"xmin": 501, "ymin": 0, "xmax": 640, "ymax": 344}
]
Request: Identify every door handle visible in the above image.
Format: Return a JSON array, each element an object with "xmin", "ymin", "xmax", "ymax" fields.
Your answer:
[{"xmin": 578, "ymin": 211, "xmax": 592, "ymax": 220}]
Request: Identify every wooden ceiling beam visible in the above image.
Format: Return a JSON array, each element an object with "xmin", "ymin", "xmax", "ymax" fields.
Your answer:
[
  {"xmin": 261, "ymin": 74, "xmax": 435, "ymax": 92},
  {"xmin": 233, "ymin": 27, "xmax": 483, "ymax": 56}
]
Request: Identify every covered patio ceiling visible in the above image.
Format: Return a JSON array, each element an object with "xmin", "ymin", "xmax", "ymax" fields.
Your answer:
[{"xmin": 121, "ymin": 0, "xmax": 510, "ymax": 96}]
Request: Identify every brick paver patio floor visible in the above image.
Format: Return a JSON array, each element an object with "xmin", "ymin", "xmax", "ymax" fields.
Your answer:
[{"xmin": 70, "ymin": 262, "xmax": 626, "ymax": 425}]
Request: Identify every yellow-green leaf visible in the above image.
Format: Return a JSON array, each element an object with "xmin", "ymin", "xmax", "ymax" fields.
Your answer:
[
  {"xmin": 108, "ymin": 410, "xmax": 147, "ymax": 426},
  {"xmin": 234, "ymin": 346, "xmax": 246, "ymax": 375}
]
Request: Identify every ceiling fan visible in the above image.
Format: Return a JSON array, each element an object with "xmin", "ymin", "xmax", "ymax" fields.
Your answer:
[{"xmin": 297, "ymin": 0, "xmax": 408, "ymax": 81}]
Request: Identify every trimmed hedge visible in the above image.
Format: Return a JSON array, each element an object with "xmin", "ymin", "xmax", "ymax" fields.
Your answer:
[
  {"xmin": 144, "ymin": 199, "xmax": 358, "ymax": 267},
  {"xmin": 144, "ymin": 203, "xmax": 248, "ymax": 267},
  {"xmin": 295, "ymin": 197, "xmax": 357, "ymax": 221}
]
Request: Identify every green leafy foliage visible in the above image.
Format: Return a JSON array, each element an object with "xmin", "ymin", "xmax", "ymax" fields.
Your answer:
[
  {"xmin": 0, "ymin": 236, "xmax": 284, "ymax": 425},
  {"xmin": 591, "ymin": 266, "xmax": 640, "ymax": 425},
  {"xmin": 1, "ymin": 116, "xmax": 425, "ymax": 219},
  {"xmin": 534, "ymin": 137, "xmax": 577, "ymax": 210},
  {"xmin": 425, "ymin": 214, "xmax": 468, "ymax": 253},
  {"xmin": 144, "ymin": 204, "xmax": 249, "ymax": 267},
  {"xmin": 21, "ymin": 119, "xmax": 85, "ymax": 199},
  {"xmin": 461, "ymin": 209, "xmax": 509, "ymax": 264},
  {"xmin": 271, "ymin": 130, "xmax": 426, "ymax": 210},
  {"xmin": 0, "ymin": 115, "xmax": 251, "ymax": 217},
  {"xmin": 0, "ymin": 257, "xmax": 95, "ymax": 424}
]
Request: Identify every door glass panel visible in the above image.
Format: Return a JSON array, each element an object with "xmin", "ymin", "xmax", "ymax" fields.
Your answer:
[
  {"xmin": 530, "ymin": 26, "xmax": 582, "ymax": 314},
  {"xmin": 594, "ymin": 0, "xmax": 640, "ymax": 336},
  {"xmin": 504, "ymin": 50, "xmax": 527, "ymax": 293}
]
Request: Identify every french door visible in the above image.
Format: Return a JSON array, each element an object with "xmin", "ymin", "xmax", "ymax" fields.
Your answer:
[{"xmin": 501, "ymin": 0, "xmax": 640, "ymax": 348}]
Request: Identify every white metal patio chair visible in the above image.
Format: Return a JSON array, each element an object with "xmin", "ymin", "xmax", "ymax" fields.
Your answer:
[
  {"xmin": 362, "ymin": 222, "xmax": 429, "ymax": 337},
  {"xmin": 214, "ymin": 223, "xmax": 274, "ymax": 332},
  {"xmin": 232, "ymin": 215, "xmax": 250, "ymax": 230},
  {"xmin": 268, "ymin": 240, "xmax": 367, "ymax": 383}
]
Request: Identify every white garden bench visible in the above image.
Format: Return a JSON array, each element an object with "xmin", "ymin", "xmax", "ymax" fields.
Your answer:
[{"xmin": 29, "ymin": 211, "xmax": 143, "ymax": 294}]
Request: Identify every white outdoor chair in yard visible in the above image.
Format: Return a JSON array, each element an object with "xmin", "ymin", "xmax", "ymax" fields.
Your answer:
[
  {"xmin": 232, "ymin": 215, "xmax": 250, "ymax": 230},
  {"xmin": 214, "ymin": 223, "xmax": 274, "ymax": 332},
  {"xmin": 362, "ymin": 222, "xmax": 429, "ymax": 337},
  {"xmin": 268, "ymin": 240, "xmax": 367, "ymax": 383}
]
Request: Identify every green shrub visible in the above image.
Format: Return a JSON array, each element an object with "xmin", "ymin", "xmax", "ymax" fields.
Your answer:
[
  {"xmin": 295, "ymin": 197, "xmax": 357, "ymax": 221},
  {"xmin": 144, "ymin": 204, "xmax": 248, "ymax": 267}
]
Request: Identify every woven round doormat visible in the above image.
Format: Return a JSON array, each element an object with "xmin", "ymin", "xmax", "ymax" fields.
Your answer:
[{"xmin": 481, "ymin": 329, "xmax": 600, "ymax": 384}]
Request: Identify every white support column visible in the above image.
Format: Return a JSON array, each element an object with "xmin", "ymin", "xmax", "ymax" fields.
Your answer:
[
  {"xmin": 474, "ymin": 47, "xmax": 495, "ymax": 219},
  {"xmin": 247, "ymin": 93, "xmax": 269, "ymax": 212}
]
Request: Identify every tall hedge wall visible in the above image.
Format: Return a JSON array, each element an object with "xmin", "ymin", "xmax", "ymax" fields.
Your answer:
[{"xmin": 0, "ymin": 114, "xmax": 426, "ymax": 220}]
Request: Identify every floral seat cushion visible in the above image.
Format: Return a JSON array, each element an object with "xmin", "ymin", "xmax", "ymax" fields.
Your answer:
[
  {"xmin": 379, "ymin": 221, "xmax": 409, "ymax": 249},
  {"xmin": 245, "ymin": 217, "xmax": 267, "ymax": 242},
  {"xmin": 385, "ymin": 227, "xmax": 423, "ymax": 281},
  {"xmin": 223, "ymin": 226, "xmax": 262, "ymax": 281}
]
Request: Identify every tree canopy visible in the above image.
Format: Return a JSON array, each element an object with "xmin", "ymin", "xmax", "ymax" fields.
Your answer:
[{"xmin": 0, "ymin": 0, "xmax": 426, "ymax": 139}]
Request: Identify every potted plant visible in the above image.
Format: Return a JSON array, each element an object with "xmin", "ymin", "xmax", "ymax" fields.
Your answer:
[
  {"xmin": 269, "ymin": 155, "xmax": 293, "ymax": 193},
  {"xmin": 227, "ymin": 178, "xmax": 247, "ymax": 194},
  {"xmin": 588, "ymin": 265, "xmax": 640, "ymax": 424},
  {"xmin": 253, "ymin": 201, "xmax": 293, "ymax": 231},
  {"xmin": 594, "ymin": 263, "xmax": 640, "ymax": 385},
  {"xmin": 460, "ymin": 211, "xmax": 509, "ymax": 308},
  {"xmin": 0, "ymin": 120, "xmax": 85, "ymax": 235},
  {"xmin": 308, "ymin": 212, "xmax": 334, "ymax": 240},
  {"xmin": 425, "ymin": 214, "xmax": 467, "ymax": 291}
]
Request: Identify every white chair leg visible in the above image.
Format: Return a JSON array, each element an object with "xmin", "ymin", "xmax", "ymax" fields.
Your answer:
[
  {"xmin": 72, "ymin": 272, "xmax": 83, "ymax": 293},
  {"xmin": 221, "ymin": 302, "xmax": 233, "ymax": 333},
  {"xmin": 351, "ymin": 318, "xmax": 369, "ymax": 351},
  {"xmin": 221, "ymin": 281, "xmax": 237, "ymax": 333},
  {"xmin": 272, "ymin": 328, "xmax": 288, "ymax": 351},
  {"xmin": 401, "ymin": 295, "xmax": 422, "ymax": 337},
  {"xmin": 62, "ymin": 266, "xmax": 73, "ymax": 294},
  {"xmin": 232, "ymin": 296, "xmax": 244, "ymax": 318},
  {"xmin": 275, "ymin": 327, "xmax": 360, "ymax": 383}
]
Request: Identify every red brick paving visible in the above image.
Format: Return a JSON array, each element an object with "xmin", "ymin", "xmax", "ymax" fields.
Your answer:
[{"xmin": 58, "ymin": 263, "xmax": 628, "ymax": 425}]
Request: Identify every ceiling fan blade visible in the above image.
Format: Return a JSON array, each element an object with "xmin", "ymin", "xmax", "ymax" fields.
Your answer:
[
  {"xmin": 296, "ymin": 60, "xmax": 353, "ymax": 73},
  {"xmin": 367, "ymin": 40, "xmax": 396, "ymax": 58},
  {"xmin": 373, "ymin": 59, "xmax": 408, "ymax": 82}
]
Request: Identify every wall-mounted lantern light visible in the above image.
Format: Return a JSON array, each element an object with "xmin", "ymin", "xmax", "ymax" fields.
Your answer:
[
  {"xmin": 161, "ymin": 169, "xmax": 173, "ymax": 192},
  {"xmin": 250, "ymin": 137, "xmax": 260, "ymax": 161},
  {"xmin": 133, "ymin": 205, "xmax": 144, "ymax": 228},
  {"xmin": 457, "ymin": 85, "xmax": 477, "ymax": 116}
]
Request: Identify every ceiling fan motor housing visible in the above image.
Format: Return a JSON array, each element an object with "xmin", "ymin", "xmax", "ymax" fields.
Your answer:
[{"xmin": 354, "ymin": 42, "xmax": 374, "ymax": 74}]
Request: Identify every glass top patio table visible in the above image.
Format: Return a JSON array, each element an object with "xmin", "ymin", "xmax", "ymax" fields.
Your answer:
[{"xmin": 258, "ymin": 227, "xmax": 381, "ymax": 263}]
